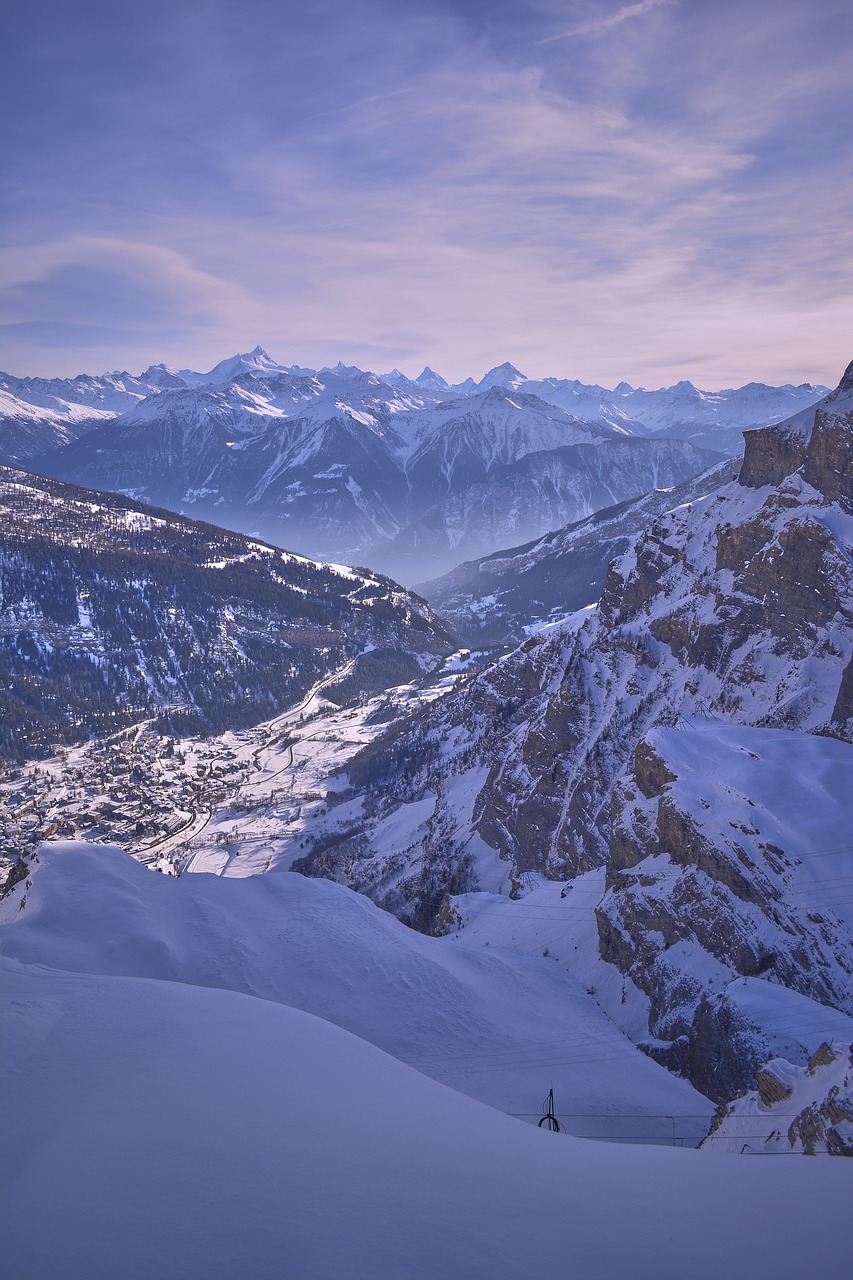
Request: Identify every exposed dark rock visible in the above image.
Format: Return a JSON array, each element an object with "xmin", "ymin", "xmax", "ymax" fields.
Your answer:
[
  {"xmin": 755, "ymin": 1065, "xmax": 793, "ymax": 1106},
  {"xmin": 802, "ymin": 409, "xmax": 853, "ymax": 508},
  {"xmin": 634, "ymin": 740, "xmax": 677, "ymax": 799},
  {"xmin": 808, "ymin": 1041, "xmax": 838, "ymax": 1073},
  {"xmin": 739, "ymin": 425, "xmax": 807, "ymax": 488},
  {"xmin": 685, "ymin": 995, "xmax": 765, "ymax": 1103},
  {"xmin": 832, "ymin": 653, "xmax": 853, "ymax": 730}
]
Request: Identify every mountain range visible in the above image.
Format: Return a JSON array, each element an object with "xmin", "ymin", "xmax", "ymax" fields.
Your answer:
[
  {"xmin": 1, "ymin": 344, "xmax": 850, "ymax": 1172},
  {"xmin": 1, "ymin": 349, "xmax": 825, "ymax": 581}
]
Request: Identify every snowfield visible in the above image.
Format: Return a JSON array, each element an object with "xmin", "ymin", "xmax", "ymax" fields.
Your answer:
[
  {"xmin": 1, "ymin": 842, "xmax": 710, "ymax": 1141},
  {"xmin": 2, "ymin": 847, "xmax": 851, "ymax": 1279}
]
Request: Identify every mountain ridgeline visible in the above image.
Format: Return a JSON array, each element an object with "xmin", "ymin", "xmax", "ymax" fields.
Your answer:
[
  {"xmin": 0, "ymin": 468, "xmax": 453, "ymax": 760},
  {"xmin": 1, "ymin": 349, "xmax": 825, "ymax": 582}
]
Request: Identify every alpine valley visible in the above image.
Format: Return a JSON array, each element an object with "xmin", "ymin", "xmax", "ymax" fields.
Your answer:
[{"xmin": 2, "ymin": 349, "xmax": 852, "ymax": 1280}]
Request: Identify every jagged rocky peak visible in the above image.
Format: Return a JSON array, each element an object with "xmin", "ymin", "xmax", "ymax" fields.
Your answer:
[
  {"xmin": 415, "ymin": 366, "xmax": 449, "ymax": 390},
  {"xmin": 739, "ymin": 355, "xmax": 853, "ymax": 499}
]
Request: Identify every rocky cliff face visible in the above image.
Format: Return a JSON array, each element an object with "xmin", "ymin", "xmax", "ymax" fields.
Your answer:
[
  {"xmin": 596, "ymin": 725, "xmax": 853, "ymax": 1099},
  {"xmin": 739, "ymin": 358, "xmax": 853, "ymax": 495}
]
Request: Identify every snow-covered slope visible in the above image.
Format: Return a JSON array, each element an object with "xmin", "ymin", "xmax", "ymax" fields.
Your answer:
[
  {"xmin": 0, "ymin": 840, "xmax": 710, "ymax": 1141},
  {"xmin": 3, "ymin": 941, "xmax": 849, "ymax": 1280},
  {"xmin": 0, "ymin": 466, "xmax": 452, "ymax": 758}
]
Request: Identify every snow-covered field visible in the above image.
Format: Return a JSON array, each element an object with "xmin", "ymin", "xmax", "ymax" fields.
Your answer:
[
  {"xmin": 2, "ymin": 842, "xmax": 851, "ymax": 1280},
  {"xmin": 172, "ymin": 670, "xmax": 461, "ymax": 878},
  {"xmin": 1, "ymin": 842, "xmax": 711, "ymax": 1142}
]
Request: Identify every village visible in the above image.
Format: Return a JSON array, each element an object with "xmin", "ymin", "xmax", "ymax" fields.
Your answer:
[{"xmin": 0, "ymin": 664, "xmax": 461, "ymax": 893}]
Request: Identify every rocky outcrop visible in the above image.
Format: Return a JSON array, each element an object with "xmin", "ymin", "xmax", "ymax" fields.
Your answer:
[
  {"xmin": 596, "ymin": 721, "xmax": 853, "ymax": 1098},
  {"xmin": 741, "ymin": 358, "xmax": 853, "ymax": 504},
  {"xmin": 738, "ymin": 425, "xmax": 807, "ymax": 488},
  {"xmin": 755, "ymin": 1064, "xmax": 793, "ymax": 1106},
  {"xmin": 802, "ymin": 408, "xmax": 853, "ymax": 508},
  {"xmin": 703, "ymin": 1043, "xmax": 853, "ymax": 1154}
]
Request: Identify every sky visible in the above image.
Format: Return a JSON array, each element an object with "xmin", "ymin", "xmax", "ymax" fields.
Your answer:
[{"xmin": 1, "ymin": 0, "xmax": 851, "ymax": 388}]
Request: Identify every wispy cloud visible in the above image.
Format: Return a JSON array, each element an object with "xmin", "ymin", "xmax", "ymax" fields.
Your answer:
[
  {"xmin": 298, "ymin": 89, "xmax": 411, "ymax": 127},
  {"xmin": 539, "ymin": 0, "xmax": 674, "ymax": 45}
]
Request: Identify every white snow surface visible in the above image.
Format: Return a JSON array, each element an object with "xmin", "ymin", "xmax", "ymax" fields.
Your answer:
[
  {"xmin": 646, "ymin": 720, "xmax": 853, "ymax": 932},
  {"xmin": 2, "ymin": 846, "xmax": 851, "ymax": 1279},
  {"xmin": 1, "ymin": 842, "xmax": 709, "ymax": 1140}
]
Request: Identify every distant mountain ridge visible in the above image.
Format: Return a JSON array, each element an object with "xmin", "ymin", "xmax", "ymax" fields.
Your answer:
[
  {"xmin": 0, "ymin": 349, "xmax": 823, "ymax": 580},
  {"xmin": 419, "ymin": 456, "xmax": 741, "ymax": 649},
  {"xmin": 2, "ymin": 347, "xmax": 825, "ymax": 450}
]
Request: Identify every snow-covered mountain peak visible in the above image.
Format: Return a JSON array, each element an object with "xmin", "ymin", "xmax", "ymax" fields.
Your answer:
[
  {"xmin": 171, "ymin": 346, "xmax": 301, "ymax": 388},
  {"xmin": 322, "ymin": 361, "xmax": 374, "ymax": 380},
  {"xmin": 201, "ymin": 346, "xmax": 288, "ymax": 383},
  {"xmin": 477, "ymin": 362, "xmax": 527, "ymax": 391},
  {"xmin": 139, "ymin": 362, "xmax": 188, "ymax": 390},
  {"xmin": 415, "ymin": 366, "xmax": 449, "ymax": 390},
  {"xmin": 379, "ymin": 367, "xmax": 408, "ymax": 385}
]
